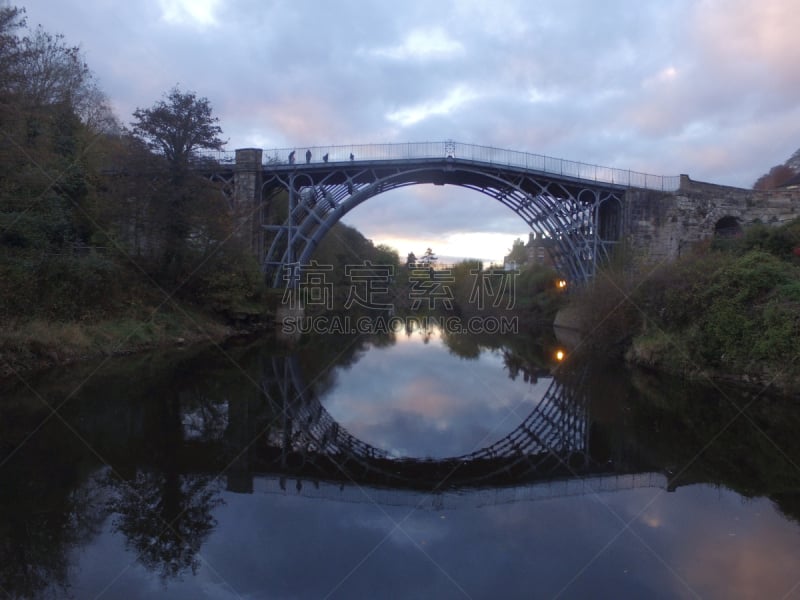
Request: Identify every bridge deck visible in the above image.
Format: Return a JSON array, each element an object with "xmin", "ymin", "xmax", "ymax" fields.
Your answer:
[
  {"xmin": 202, "ymin": 140, "xmax": 680, "ymax": 192},
  {"xmin": 247, "ymin": 471, "xmax": 669, "ymax": 509}
]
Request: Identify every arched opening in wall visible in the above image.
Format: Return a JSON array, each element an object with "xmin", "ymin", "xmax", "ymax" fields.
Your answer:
[{"xmin": 714, "ymin": 216, "xmax": 742, "ymax": 238}]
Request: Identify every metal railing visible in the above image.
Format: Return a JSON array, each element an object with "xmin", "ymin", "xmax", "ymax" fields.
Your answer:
[
  {"xmin": 251, "ymin": 471, "xmax": 668, "ymax": 509},
  {"xmin": 199, "ymin": 141, "xmax": 681, "ymax": 192}
]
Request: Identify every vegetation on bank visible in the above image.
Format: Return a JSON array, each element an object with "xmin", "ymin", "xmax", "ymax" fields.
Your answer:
[
  {"xmin": 568, "ymin": 218, "xmax": 800, "ymax": 394},
  {"xmin": 0, "ymin": 6, "xmax": 269, "ymax": 377},
  {"xmin": 0, "ymin": 307, "xmax": 235, "ymax": 379},
  {"xmin": 0, "ymin": 7, "xmax": 399, "ymax": 378}
]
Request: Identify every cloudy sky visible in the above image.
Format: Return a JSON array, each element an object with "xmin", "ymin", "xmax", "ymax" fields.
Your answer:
[{"xmin": 18, "ymin": 0, "xmax": 800, "ymax": 263}]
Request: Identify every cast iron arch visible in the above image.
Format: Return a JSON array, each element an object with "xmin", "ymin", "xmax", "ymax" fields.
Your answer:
[
  {"xmin": 260, "ymin": 159, "xmax": 627, "ymax": 287},
  {"xmin": 260, "ymin": 353, "xmax": 593, "ymax": 489}
]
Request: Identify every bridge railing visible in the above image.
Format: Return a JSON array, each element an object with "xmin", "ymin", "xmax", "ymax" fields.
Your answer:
[
  {"xmin": 250, "ymin": 471, "xmax": 669, "ymax": 509},
  {"xmin": 198, "ymin": 141, "xmax": 681, "ymax": 192}
]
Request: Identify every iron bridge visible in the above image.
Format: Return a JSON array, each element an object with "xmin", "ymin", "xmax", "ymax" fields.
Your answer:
[
  {"xmin": 209, "ymin": 141, "xmax": 680, "ymax": 285},
  {"xmin": 254, "ymin": 354, "xmax": 649, "ymax": 491}
]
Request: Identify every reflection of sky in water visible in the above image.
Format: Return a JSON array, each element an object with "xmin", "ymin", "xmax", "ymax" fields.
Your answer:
[
  {"xmin": 18, "ymin": 332, "xmax": 800, "ymax": 599},
  {"xmin": 319, "ymin": 329, "xmax": 551, "ymax": 458},
  {"xmin": 70, "ymin": 483, "xmax": 800, "ymax": 599}
]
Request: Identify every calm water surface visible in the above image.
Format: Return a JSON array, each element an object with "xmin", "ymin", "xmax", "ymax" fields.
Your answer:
[{"xmin": 1, "ymin": 328, "xmax": 799, "ymax": 599}]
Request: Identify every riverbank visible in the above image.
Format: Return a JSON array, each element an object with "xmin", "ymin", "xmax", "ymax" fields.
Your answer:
[
  {"xmin": 558, "ymin": 313, "xmax": 800, "ymax": 397},
  {"xmin": 560, "ymin": 219, "xmax": 800, "ymax": 397},
  {"xmin": 0, "ymin": 307, "xmax": 273, "ymax": 383}
]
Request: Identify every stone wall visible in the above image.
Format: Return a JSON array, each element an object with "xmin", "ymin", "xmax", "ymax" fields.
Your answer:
[
  {"xmin": 624, "ymin": 175, "xmax": 800, "ymax": 265},
  {"xmin": 234, "ymin": 148, "xmax": 263, "ymax": 255}
]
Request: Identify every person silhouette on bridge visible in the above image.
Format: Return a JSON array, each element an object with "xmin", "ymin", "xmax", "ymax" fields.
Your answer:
[
  {"xmin": 305, "ymin": 149, "xmax": 312, "ymax": 164},
  {"xmin": 323, "ymin": 153, "xmax": 329, "ymax": 163},
  {"xmin": 349, "ymin": 152, "xmax": 354, "ymax": 161},
  {"xmin": 288, "ymin": 150, "xmax": 295, "ymax": 164}
]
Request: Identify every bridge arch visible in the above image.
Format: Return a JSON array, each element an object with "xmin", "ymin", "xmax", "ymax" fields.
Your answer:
[
  {"xmin": 260, "ymin": 353, "xmax": 594, "ymax": 488},
  {"xmin": 713, "ymin": 215, "xmax": 743, "ymax": 238},
  {"xmin": 261, "ymin": 160, "xmax": 627, "ymax": 286}
]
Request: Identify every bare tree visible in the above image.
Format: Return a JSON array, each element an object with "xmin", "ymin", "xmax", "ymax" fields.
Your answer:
[
  {"xmin": 0, "ymin": 6, "xmax": 27, "ymax": 97},
  {"xmin": 0, "ymin": 9, "xmax": 118, "ymax": 134},
  {"xmin": 14, "ymin": 27, "xmax": 89, "ymax": 106}
]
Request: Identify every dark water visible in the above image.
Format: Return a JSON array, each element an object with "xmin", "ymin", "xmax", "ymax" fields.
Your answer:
[{"xmin": 2, "ymin": 327, "xmax": 800, "ymax": 599}]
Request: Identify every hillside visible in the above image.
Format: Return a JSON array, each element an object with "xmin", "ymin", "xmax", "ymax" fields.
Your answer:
[{"xmin": 754, "ymin": 147, "xmax": 800, "ymax": 189}]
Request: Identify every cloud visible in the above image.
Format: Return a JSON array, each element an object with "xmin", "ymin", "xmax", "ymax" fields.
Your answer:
[
  {"xmin": 17, "ymin": 0, "xmax": 800, "ymax": 258},
  {"xmin": 387, "ymin": 86, "xmax": 480, "ymax": 127},
  {"xmin": 157, "ymin": 0, "xmax": 221, "ymax": 28},
  {"xmin": 320, "ymin": 332, "xmax": 541, "ymax": 458},
  {"xmin": 368, "ymin": 27, "xmax": 465, "ymax": 61}
]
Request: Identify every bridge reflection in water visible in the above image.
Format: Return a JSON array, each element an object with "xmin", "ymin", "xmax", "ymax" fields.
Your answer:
[
  {"xmin": 214, "ymin": 353, "xmax": 665, "ymax": 502},
  {"xmin": 6, "ymin": 335, "xmax": 800, "ymax": 599},
  {"xmin": 251, "ymin": 472, "xmax": 667, "ymax": 512}
]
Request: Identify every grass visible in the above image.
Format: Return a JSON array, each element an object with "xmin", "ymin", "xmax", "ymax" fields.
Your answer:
[{"xmin": 0, "ymin": 307, "xmax": 238, "ymax": 380}]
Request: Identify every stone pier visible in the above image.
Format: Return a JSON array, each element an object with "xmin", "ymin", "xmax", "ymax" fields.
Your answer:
[{"xmin": 234, "ymin": 148, "xmax": 263, "ymax": 256}]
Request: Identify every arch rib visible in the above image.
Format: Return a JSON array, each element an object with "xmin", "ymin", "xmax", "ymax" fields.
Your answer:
[{"xmin": 258, "ymin": 161, "xmax": 626, "ymax": 286}]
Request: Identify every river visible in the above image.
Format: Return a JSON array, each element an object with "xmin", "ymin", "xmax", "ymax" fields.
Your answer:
[{"xmin": 1, "ymin": 326, "xmax": 799, "ymax": 599}]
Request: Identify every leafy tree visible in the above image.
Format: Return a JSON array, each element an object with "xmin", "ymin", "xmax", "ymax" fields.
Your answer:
[
  {"xmin": 128, "ymin": 87, "xmax": 227, "ymax": 277},
  {"xmin": 0, "ymin": 9, "xmax": 262, "ymax": 322},
  {"xmin": 374, "ymin": 243, "xmax": 399, "ymax": 270},
  {"xmin": 754, "ymin": 164, "xmax": 796, "ymax": 190},
  {"xmin": 130, "ymin": 87, "xmax": 226, "ymax": 176},
  {"xmin": 406, "ymin": 251, "xmax": 417, "ymax": 267},
  {"xmin": 0, "ymin": 6, "xmax": 111, "ymax": 259},
  {"xmin": 110, "ymin": 470, "xmax": 222, "ymax": 582}
]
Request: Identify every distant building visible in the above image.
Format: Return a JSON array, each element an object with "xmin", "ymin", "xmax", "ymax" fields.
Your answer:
[
  {"xmin": 503, "ymin": 233, "xmax": 556, "ymax": 269},
  {"xmin": 526, "ymin": 233, "xmax": 556, "ymax": 268}
]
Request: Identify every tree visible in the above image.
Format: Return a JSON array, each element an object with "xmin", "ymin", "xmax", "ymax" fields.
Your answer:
[
  {"xmin": 0, "ymin": 7, "xmax": 27, "ymax": 101},
  {"xmin": 753, "ymin": 164, "xmax": 796, "ymax": 190},
  {"xmin": 130, "ymin": 87, "xmax": 226, "ymax": 176},
  {"xmin": 0, "ymin": 6, "xmax": 111, "ymax": 254},
  {"xmin": 420, "ymin": 247, "xmax": 437, "ymax": 266},
  {"xmin": 1, "ymin": 15, "xmax": 116, "ymax": 134},
  {"xmin": 374, "ymin": 243, "xmax": 399, "ymax": 269},
  {"xmin": 406, "ymin": 251, "xmax": 417, "ymax": 267},
  {"xmin": 128, "ymin": 88, "xmax": 227, "ymax": 277}
]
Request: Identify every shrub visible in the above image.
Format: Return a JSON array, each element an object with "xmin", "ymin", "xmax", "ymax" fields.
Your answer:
[{"xmin": 188, "ymin": 252, "xmax": 265, "ymax": 317}]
